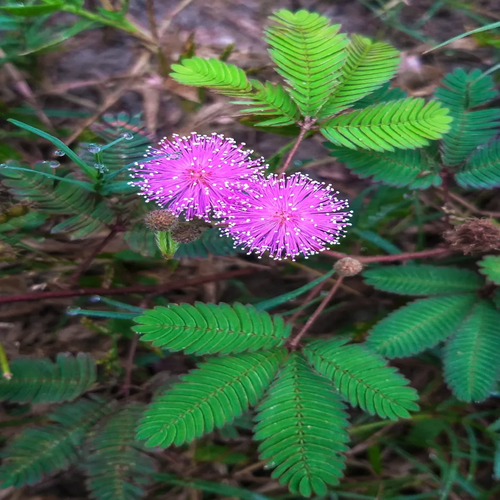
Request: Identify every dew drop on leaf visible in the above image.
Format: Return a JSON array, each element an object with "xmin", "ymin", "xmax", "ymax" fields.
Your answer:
[
  {"xmin": 123, "ymin": 132, "xmax": 134, "ymax": 140},
  {"xmin": 54, "ymin": 150, "xmax": 66, "ymax": 157},
  {"xmin": 49, "ymin": 160, "xmax": 60, "ymax": 168},
  {"xmin": 88, "ymin": 143, "xmax": 101, "ymax": 153},
  {"xmin": 94, "ymin": 163, "xmax": 108, "ymax": 173}
]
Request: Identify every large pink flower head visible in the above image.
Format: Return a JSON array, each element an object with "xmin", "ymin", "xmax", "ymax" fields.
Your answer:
[
  {"xmin": 219, "ymin": 173, "xmax": 352, "ymax": 260},
  {"xmin": 130, "ymin": 132, "xmax": 266, "ymax": 220}
]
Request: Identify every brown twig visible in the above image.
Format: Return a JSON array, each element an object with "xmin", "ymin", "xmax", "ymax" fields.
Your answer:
[
  {"xmin": 323, "ymin": 246, "xmax": 451, "ymax": 263},
  {"xmin": 288, "ymin": 276, "xmax": 344, "ymax": 350},
  {"xmin": 120, "ymin": 334, "xmax": 139, "ymax": 397},
  {"xmin": 68, "ymin": 227, "xmax": 120, "ymax": 286},
  {"xmin": 0, "ymin": 268, "xmax": 257, "ymax": 305},
  {"xmin": 277, "ymin": 117, "xmax": 316, "ymax": 176}
]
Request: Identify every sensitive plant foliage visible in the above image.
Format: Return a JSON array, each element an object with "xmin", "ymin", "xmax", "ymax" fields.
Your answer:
[
  {"xmin": 219, "ymin": 173, "xmax": 352, "ymax": 260},
  {"xmin": 331, "ymin": 68, "xmax": 500, "ymax": 189},
  {"xmin": 364, "ymin": 265, "xmax": 500, "ymax": 402},
  {"xmin": 130, "ymin": 133, "xmax": 266, "ymax": 221},
  {"xmin": 2, "ymin": 5, "xmax": 500, "ymax": 500},
  {"xmin": 171, "ymin": 9, "xmax": 451, "ymax": 149},
  {"xmin": 133, "ymin": 307, "xmax": 418, "ymax": 495}
]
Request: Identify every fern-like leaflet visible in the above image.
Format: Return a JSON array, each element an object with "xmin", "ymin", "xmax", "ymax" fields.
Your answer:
[
  {"xmin": 254, "ymin": 353, "xmax": 349, "ymax": 496},
  {"xmin": 136, "ymin": 350, "xmax": 286, "ymax": 448},
  {"xmin": 0, "ymin": 398, "xmax": 110, "ymax": 488},
  {"xmin": 264, "ymin": 10, "xmax": 348, "ymax": 117},
  {"xmin": 319, "ymin": 35, "xmax": 400, "ymax": 117},
  {"xmin": 85, "ymin": 403, "xmax": 156, "ymax": 500},
  {"xmin": 434, "ymin": 68, "xmax": 499, "ymax": 167},
  {"xmin": 304, "ymin": 338, "xmax": 419, "ymax": 419},
  {"xmin": 444, "ymin": 301, "xmax": 500, "ymax": 402},
  {"xmin": 133, "ymin": 302, "xmax": 290, "ymax": 354},
  {"xmin": 364, "ymin": 264, "xmax": 499, "ymax": 402},
  {"xmin": 0, "ymin": 353, "xmax": 96, "ymax": 403}
]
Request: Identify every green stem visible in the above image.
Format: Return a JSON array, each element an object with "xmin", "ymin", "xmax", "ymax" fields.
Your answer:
[{"xmin": 0, "ymin": 343, "xmax": 12, "ymax": 380}]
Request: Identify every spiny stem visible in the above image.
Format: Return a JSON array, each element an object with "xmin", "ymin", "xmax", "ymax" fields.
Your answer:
[
  {"xmin": 277, "ymin": 117, "xmax": 316, "ymax": 176},
  {"xmin": 0, "ymin": 343, "xmax": 12, "ymax": 380},
  {"xmin": 0, "ymin": 268, "xmax": 256, "ymax": 305},
  {"xmin": 69, "ymin": 227, "xmax": 121, "ymax": 286},
  {"xmin": 288, "ymin": 276, "xmax": 344, "ymax": 350},
  {"xmin": 324, "ymin": 246, "xmax": 451, "ymax": 263}
]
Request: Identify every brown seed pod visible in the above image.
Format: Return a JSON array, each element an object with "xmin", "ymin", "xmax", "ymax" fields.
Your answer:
[
  {"xmin": 143, "ymin": 210, "xmax": 178, "ymax": 232},
  {"xmin": 443, "ymin": 218, "xmax": 500, "ymax": 255},
  {"xmin": 333, "ymin": 257, "xmax": 363, "ymax": 277}
]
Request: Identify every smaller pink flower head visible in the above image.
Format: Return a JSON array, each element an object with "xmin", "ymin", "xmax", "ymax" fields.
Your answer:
[
  {"xmin": 130, "ymin": 133, "xmax": 266, "ymax": 220},
  {"xmin": 219, "ymin": 173, "xmax": 352, "ymax": 260}
]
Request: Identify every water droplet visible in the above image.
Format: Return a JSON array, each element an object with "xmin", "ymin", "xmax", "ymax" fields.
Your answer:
[
  {"xmin": 88, "ymin": 143, "xmax": 101, "ymax": 153},
  {"xmin": 94, "ymin": 163, "xmax": 108, "ymax": 173},
  {"xmin": 54, "ymin": 150, "xmax": 66, "ymax": 157},
  {"xmin": 49, "ymin": 160, "xmax": 60, "ymax": 168},
  {"xmin": 89, "ymin": 295, "xmax": 101, "ymax": 303},
  {"xmin": 122, "ymin": 132, "xmax": 134, "ymax": 140},
  {"xmin": 66, "ymin": 307, "xmax": 81, "ymax": 316}
]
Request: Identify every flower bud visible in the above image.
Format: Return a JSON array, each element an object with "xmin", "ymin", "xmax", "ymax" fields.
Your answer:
[
  {"xmin": 144, "ymin": 210, "xmax": 178, "ymax": 232},
  {"xmin": 334, "ymin": 257, "xmax": 363, "ymax": 277},
  {"xmin": 171, "ymin": 222, "xmax": 203, "ymax": 244}
]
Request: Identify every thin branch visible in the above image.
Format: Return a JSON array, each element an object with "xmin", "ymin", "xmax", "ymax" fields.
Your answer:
[
  {"xmin": 68, "ymin": 227, "xmax": 120, "ymax": 286},
  {"xmin": 288, "ymin": 276, "xmax": 344, "ymax": 350},
  {"xmin": 277, "ymin": 117, "xmax": 315, "ymax": 176},
  {"xmin": 287, "ymin": 280, "xmax": 326, "ymax": 326},
  {"xmin": 324, "ymin": 246, "xmax": 451, "ymax": 263},
  {"xmin": 0, "ymin": 268, "xmax": 257, "ymax": 305},
  {"xmin": 120, "ymin": 334, "xmax": 139, "ymax": 397},
  {"xmin": 442, "ymin": 189, "xmax": 500, "ymax": 218}
]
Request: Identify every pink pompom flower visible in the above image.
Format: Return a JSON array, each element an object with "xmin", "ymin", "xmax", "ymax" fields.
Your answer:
[
  {"xmin": 130, "ymin": 133, "xmax": 266, "ymax": 220},
  {"xmin": 219, "ymin": 173, "xmax": 352, "ymax": 260}
]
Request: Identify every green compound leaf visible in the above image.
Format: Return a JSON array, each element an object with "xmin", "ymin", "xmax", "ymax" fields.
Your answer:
[
  {"xmin": 478, "ymin": 255, "xmax": 500, "ymax": 285},
  {"xmin": 321, "ymin": 98, "xmax": 452, "ymax": 152},
  {"xmin": 0, "ymin": 397, "xmax": 110, "ymax": 488},
  {"xmin": 265, "ymin": 9, "xmax": 348, "ymax": 117},
  {"xmin": 363, "ymin": 265, "xmax": 482, "ymax": 296},
  {"xmin": 1, "ymin": 162, "xmax": 96, "ymax": 214},
  {"xmin": 327, "ymin": 144, "xmax": 441, "ymax": 188},
  {"xmin": 134, "ymin": 302, "xmax": 291, "ymax": 355},
  {"xmin": 444, "ymin": 300, "xmax": 500, "ymax": 402},
  {"xmin": 0, "ymin": 353, "xmax": 96, "ymax": 403},
  {"xmin": 319, "ymin": 35, "xmax": 400, "ymax": 118},
  {"xmin": 304, "ymin": 338, "xmax": 419, "ymax": 419},
  {"xmin": 235, "ymin": 81, "xmax": 300, "ymax": 126},
  {"xmin": 366, "ymin": 294, "xmax": 478, "ymax": 358},
  {"xmin": 254, "ymin": 353, "xmax": 349, "ymax": 497},
  {"xmin": 51, "ymin": 201, "xmax": 115, "ymax": 240},
  {"xmin": 85, "ymin": 403, "xmax": 156, "ymax": 500},
  {"xmin": 170, "ymin": 57, "xmax": 252, "ymax": 96},
  {"xmin": 137, "ymin": 350, "xmax": 286, "ymax": 448},
  {"xmin": 456, "ymin": 141, "xmax": 500, "ymax": 189},
  {"xmin": 434, "ymin": 69, "xmax": 499, "ymax": 166}
]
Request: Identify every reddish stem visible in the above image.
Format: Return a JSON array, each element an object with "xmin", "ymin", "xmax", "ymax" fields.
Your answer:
[
  {"xmin": 288, "ymin": 276, "xmax": 344, "ymax": 350},
  {"xmin": 287, "ymin": 280, "xmax": 327, "ymax": 326},
  {"xmin": 277, "ymin": 117, "xmax": 315, "ymax": 176},
  {"xmin": 324, "ymin": 246, "xmax": 451, "ymax": 263},
  {"xmin": 0, "ymin": 268, "xmax": 256, "ymax": 305}
]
